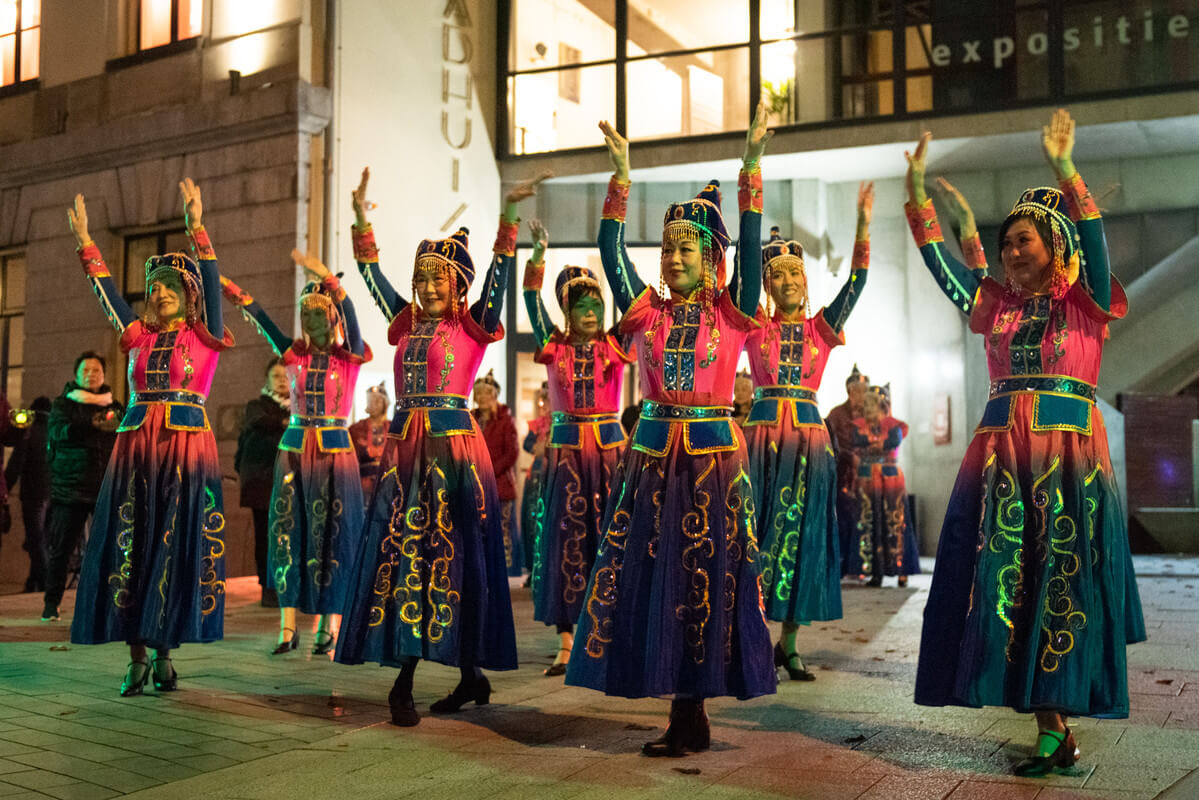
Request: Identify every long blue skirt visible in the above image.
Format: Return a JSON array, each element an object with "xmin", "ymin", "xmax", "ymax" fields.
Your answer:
[
  {"xmin": 72, "ymin": 405, "xmax": 226, "ymax": 650},
  {"xmin": 565, "ymin": 429, "xmax": 776, "ymax": 700},
  {"xmin": 267, "ymin": 436, "xmax": 364, "ymax": 615},
  {"xmin": 915, "ymin": 402, "xmax": 1145, "ymax": 717},
  {"xmin": 745, "ymin": 419, "xmax": 842, "ymax": 623},
  {"xmin": 335, "ymin": 420, "xmax": 518, "ymax": 671}
]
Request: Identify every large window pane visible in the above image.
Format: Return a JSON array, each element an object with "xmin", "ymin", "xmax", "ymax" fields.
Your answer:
[
  {"xmin": 627, "ymin": 0, "xmax": 748, "ymax": 54},
  {"xmin": 0, "ymin": 1, "xmax": 14, "ymax": 33},
  {"xmin": 1, "ymin": 34, "xmax": 13, "ymax": 85},
  {"xmin": 1064, "ymin": 0, "xmax": 1199, "ymax": 93},
  {"xmin": 627, "ymin": 47, "xmax": 749, "ymax": 140},
  {"xmin": 510, "ymin": 0, "xmax": 614, "ymax": 72},
  {"xmin": 4, "ymin": 253, "xmax": 24, "ymax": 311},
  {"xmin": 510, "ymin": 64, "xmax": 614, "ymax": 153},
  {"xmin": 177, "ymin": 0, "xmax": 201, "ymax": 40},
  {"xmin": 140, "ymin": 0, "xmax": 172, "ymax": 50},
  {"xmin": 18, "ymin": 26, "xmax": 35, "ymax": 79}
]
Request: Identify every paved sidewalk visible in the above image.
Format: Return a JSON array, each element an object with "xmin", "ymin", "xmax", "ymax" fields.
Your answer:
[{"xmin": 1, "ymin": 556, "xmax": 1197, "ymax": 800}]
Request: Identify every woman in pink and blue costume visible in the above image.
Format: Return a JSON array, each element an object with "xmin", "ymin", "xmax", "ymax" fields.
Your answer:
[
  {"xmin": 844, "ymin": 383, "xmax": 920, "ymax": 586},
  {"xmin": 335, "ymin": 168, "xmax": 547, "ymax": 727},
  {"xmin": 744, "ymin": 182, "xmax": 873, "ymax": 683},
  {"xmin": 905, "ymin": 111, "xmax": 1144, "ymax": 776},
  {"xmin": 219, "ymin": 250, "xmax": 370, "ymax": 656},
  {"xmin": 566, "ymin": 107, "xmax": 776, "ymax": 758},
  {"xmin": 522, "ymin": 220, "xmax": 634, "ymax": 677},
  {"xmin": 67, "ymin": 181, "xmax": 232, "ymax": 696}
]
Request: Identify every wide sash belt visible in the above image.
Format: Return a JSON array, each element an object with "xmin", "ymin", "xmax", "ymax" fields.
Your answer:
[
  {"xmin": 132, "ymin": 389, "xmax": 207, "ymax": 405},
  {"xmin": 395, "ymin": 394, "xmax": 468, "ymax": 410},
  {"xmin": 640, "ymin": 400, "xmax": 733, "ymax": 420},
  {"xmin": 753, "ymin": 385, "xmax": 817, "ymax": 403},
  {"xmin": 549, "ymin": 411, "xmax": 626, "ymax": 450},
  {"xmin": 989, "ymin": 375, "xmax": 1095, "ymax": 403},
  {"xmin": 289, "ymin": 414, "xmax": 348, "ymax": 428}
]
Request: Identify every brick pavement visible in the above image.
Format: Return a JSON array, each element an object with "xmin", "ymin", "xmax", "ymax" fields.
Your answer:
[{"xmin": 0, "ymin": 556, "xmax": 1197, "ymax": 800}]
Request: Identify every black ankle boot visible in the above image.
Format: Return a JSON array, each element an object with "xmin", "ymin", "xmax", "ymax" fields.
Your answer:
[
  {"xmin": 430, "ymin": 675, "xmax": 491, "ymax": 713},
  {"xmin": 388, "ymin": 680, "xmax": 420, "ymax": 727},
  {"xmin": 642, "ymin": 700, "xmax": 710, "ymax": 757}
]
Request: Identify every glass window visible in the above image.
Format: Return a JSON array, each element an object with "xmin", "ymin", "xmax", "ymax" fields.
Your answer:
[
  {"xmin": 627, "ymin": 0, "xmax": 748, "ymax": 53},
  {"xmin": 1063, "ymin": 0, "xmax": 1199, "ymax": 94},
  {"xmin": 628, "ymin": 47, "xmax": 749, "ymax": 140},
  {"xmin": 1, "ymin": 0, "xmax": 39, "ymax": 86},
  {"xmin": 3, "ymin": 252, "xmax": 24, "ymax": 311},
  {"xmin": 139, "ymin": 0, "xmax": 202, "ymax": 52},
  {"xmin": 510, "ymin": 64, "xmax": 615, "ymax": 153},
  {"xmin": 0, "ymin": 251, "xmax": 24, "ymax": 406},
  {"xmin": 510, "ymin": 0, "xmax": 615, "ymax": 71}
]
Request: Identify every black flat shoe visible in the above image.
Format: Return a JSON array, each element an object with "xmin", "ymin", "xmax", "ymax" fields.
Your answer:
[
  {"xmin": 543, "ymin": 648, "xmax": 570, "ymax": 677},
  {"xmin": 430, "ymin": 676, "xmax": 491, "ymax": 713},
  {"xmin": 774, "ymin": 641, "xmax": 815, "ymax": 681},
  {"xmin": 271, "ymin": 629, "xmax": 298, "ymax": 655},
  {"xmin": 150, "ymin": 656, "xmax": 177, "ymax": 692},
  {"xmin": 642, "ymin": 701, "xmax": 710, "ymax": 757},
  {"xmin": 1013, "ymin": 728, "xmax": 1079, "ymax": 777},
  {"xmin": 312, "ymin": 632, "xmax": 336, "ymax": 656},
  {"xmin": 120, "ymin": 660, "xmax": 150, "ymax": 697}
]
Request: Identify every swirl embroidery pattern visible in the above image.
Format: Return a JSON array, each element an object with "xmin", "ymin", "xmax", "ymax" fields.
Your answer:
[
  {"xmin": 200, "ymin": 485, "xmax": 227, "ymax": 615},
  {"xmin": 583, "ymin": 479, "xmax": 634, "ymax": 658},
  {"xmin": 1034, "ymin": 457, "xmax": 1086, "ymax": 673},
  {"xmin": 558, "ymin": 460, "xmax": 589, "ymax": 607},
  {"xmin": 271, "ymin": 472, "xmax": 297, "ymax": 596},
  {"xmin": 677, "ymin": 458, "xmax": 716, "ymax": 665},
  {"xmin": 108, "ymin": 475, "xmax": 143, "ymax": 609}
]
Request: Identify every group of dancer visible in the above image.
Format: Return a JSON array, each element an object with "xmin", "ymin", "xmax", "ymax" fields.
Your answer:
[{"xmin": 62, "ymin": 105, "xmax": 1142, "ymax": 774}]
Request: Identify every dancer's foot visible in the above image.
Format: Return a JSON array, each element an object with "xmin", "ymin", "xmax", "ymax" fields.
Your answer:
[
  {"xmin": 642, "ymin": 700, "xmax": 711, "ymax": 757},
  {"xmin": 430, "ymin": 675, "xmax": 490, "ymax": 712},
  {"xmin": 150, "ymin": 656, "xmax": 177, "ymax": 692},
  {"xmin": 312, "ymin": 631, "xmax": 336, "ymax": 656},
  {"xmin": 271, "ymin": 628, "xmax": 298, "ymax": 655},
  {"xmin": 1013, "ymin": 728, "xmax": 1079, "ymax": 776},
  {"xmin": 544, "ymin": 648, "xmax": 570, "ymax": 677},
  {"xmin": 120, "ymin": 660, "xmax": 150, "ymax": 697}
]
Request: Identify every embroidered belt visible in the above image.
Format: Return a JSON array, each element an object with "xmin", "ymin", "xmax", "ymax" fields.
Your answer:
[
  {"xmin": 989, "ymin": 375, "xmax": 1095, "ymax": 403},
  {"xmin": 552, "ymin": 411, "xmax": 620, "ymax": 424},
  {"xmin": 395, "ymin": 394, "xmax": 468, "ymax": 410},
  {"xmin": 640, "ymin": 400, "xmax": 732, "ymax": 420},
  {"xmin": 753, "ymin": 385, "xmax": 817, "ymax": 403},
  {"xmin": 132, "ymin": 389, "xmax": 207, "ymax": 406},
  {"xmin": 289, "ymin": 414, "xmax": 348, "ymax": 428}
]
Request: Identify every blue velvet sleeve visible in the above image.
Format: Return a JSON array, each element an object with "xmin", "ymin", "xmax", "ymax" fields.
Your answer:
[
  {"xmin": 825, "ymin": 268, "xmax": 867, "ymax": 334},
  {"xmin": 598, "ymin": 179, "xmax": 646, "ymax": 314},
  {"xmin": 341, "ymin": 294, "xmax": 365, "ymax": 357}
]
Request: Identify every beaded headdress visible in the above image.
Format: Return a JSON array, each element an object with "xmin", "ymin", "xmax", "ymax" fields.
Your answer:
[
  {"xmin": 1004, "ymin": 187, "xmax": 1082, "ymax": 297},
  {"xmin": 298, "ymin": 275, "xmax": 345, "ymax": 342},
  {"xmin": 145, "ymin": 253, "xmax": 203, "ymax": 324},
  {"xmin": 662, "ymin": 180, "xmax": 730, "ymax": 288},
  {"xmin": 555, "ymin": 265, "xmax": 602, "ymax": 311},
  {"xmin": 760, "ymin": 227, "xmax": 809, "ymax": 320},
  {"xmin": 365, "ymin": 381, "xmax": 389, "ymax": 404},
  {"xmin": 475, "ymin": 368, "xmax": 500, "ymax": 392},
  {"xmin": 414, "ymin": 226, "xmax": 474, "ymax": 311}
]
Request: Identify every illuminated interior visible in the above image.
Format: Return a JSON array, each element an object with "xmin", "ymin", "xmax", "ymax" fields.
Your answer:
[{"xmin": 0, "ymin": 0, "xmax": 39, "ymax": 86}]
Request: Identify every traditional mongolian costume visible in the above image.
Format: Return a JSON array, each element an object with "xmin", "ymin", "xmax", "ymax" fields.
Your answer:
[
  {"xmin": 473, "ymin": 371, "xmax": 524, "ymax": 577},
  {"xmin": 71, "ymin": 228, "xmax": 232, "ymax": 652},
  {"xmin": 908, "ymin": 175, "xmax": 1145, "ymax": 718},
  {"xmin": 349, "ymin": 383, "xmax": 390, "ymax": 498},
  {"xmin": 745, "ymin": 233, "xmax": 867, "ymax": 626},
  {"xmin": 566, "ymin": 169, "xmax": 775, "ymax": 709},
  {"xmin": 336, "ymin": 220, "xmax": 519, "ymax": 675},
  {"xmin": 523, "ymin": 263, "xmax": 633, "ymax": 631},
  {"xmin": 843, "ymin": 385, "xmax": 920, "ymax": 583},
  {"xmin": 519, "ymin": 389, "xmax": 550, "ymax": 578},
  {"xmin": 825, "ymin": 364, "xmax": 869, "ymax": 573},
  {"xmin": 220, "ymin": 273, "xmax": 369, "ymax": 623}
]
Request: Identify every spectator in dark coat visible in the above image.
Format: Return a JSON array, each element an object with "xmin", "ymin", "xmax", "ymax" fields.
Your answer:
[
  {"xmin": 41, "ymin": 352, "xmax": 123, "ymax": 621},
  {"xmin": 235, "ymin": 358, "xmax": 290, "ymax": 607},
  {"xmin": 5, "ymin": 396, "xmax": 52, "ymax": 592}
]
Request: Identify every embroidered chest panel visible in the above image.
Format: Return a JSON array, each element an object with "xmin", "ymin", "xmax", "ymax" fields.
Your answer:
[
  {"xmin": 777, "ymin": 322, "xmax": 811, "ymax": 385},
  {"xmin": 572, "ymin": 343, "xmax": 596, "ymax": 408},
  {"xmin": 302, "ymin": 352, "xmax": 331, "ymax": 416},
  {"xmin": 145, "ymin": 330, "xmax": 180, "ymax": 390},
  {"xmin": 662, "ymin": 302, "xmax": 703, "ymax": 391},
  {"xmin": 993, "ymin": 295, "xmax": 1069, "ymax": 375},
  {"xmin": 402, "ymin": 318, "xmax": 440, "ymax": 394}
]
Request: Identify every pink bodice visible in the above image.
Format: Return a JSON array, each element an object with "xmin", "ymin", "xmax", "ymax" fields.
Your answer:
[
  {"xmin": 745, "ymin": 308, "xmax": 843, "ymax": 391},
  {"xmin": 121, "ymin": 321, "xmax": 231, "ymax": 398},
  {"xmin": 620, "ymin": 288, "xmax": 757, "ymax": 406},
  {"xmin": 535, "ymin": 332, "xmax": 633, "ymax": 414},
  {"xmin": 282, "ymin": 342, "xmax": 371, "ymax": 419},
  {"xmin": 970, "ymin": 277, "xmax": 1127, "ymax": 384},
  {"xmin": 388, "ymin": 305, "xmax": 502, "ymax": 398}
]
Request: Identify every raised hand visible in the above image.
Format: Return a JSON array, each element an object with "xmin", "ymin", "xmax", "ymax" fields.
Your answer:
[
  {"xmin": 904, "ymin": 131, "xmax": 932, "ymax": 206},
  {"xmin": 598, "ymin": 120, "xmax": 629, "ymax": 182},
  {"xmin": 506, "ymin": 169, "xmax": 554, "ymax": 206},
  {"xmin": 351, "ymin": 167, "xmax": 371, "ymax": 228},
  {"xmin": 936, "ymin": 177, "xmax": 977, "ymax": 238},
  {"xmin": 1041, "ymin": 108, "xmax": 1076, "ymax": 179},
  {"xmin": 67, "ymin": 194, "xmax": 90, "ymax": 247},
  {"xmin": 857, "ymin": 181, "xmax": 875, "ymax": 225},
  {"xmin": 529, "ymin": 219, "xmax": 549, "ymax": 260},
  {"xmin": 179, "ymin": 177, "xmax": 203, "ymax": 231},
  {"xmin": 743, "ymin": 98, "xmax": 773, "ymax": 165},
  {"xmin": 291, "ymin": 248, "xmax": 331, "ymax": 282}
]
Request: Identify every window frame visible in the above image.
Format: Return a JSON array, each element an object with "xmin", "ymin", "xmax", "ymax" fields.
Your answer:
[
  {"xmin": 106, "ymin": 0, "xmax": 202, "ymax": 70},
  {"xmin": 0, "ymin": 0, "xmax": 41, "ymax": 93},
  {"xmin": 0, "ymin": 248, "xmax": 27, "ymax": 406}
]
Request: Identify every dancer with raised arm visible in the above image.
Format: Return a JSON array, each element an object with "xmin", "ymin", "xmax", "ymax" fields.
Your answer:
[
  {"xmin": 336, "ymin": 167, "xmax": 548, "ymax": 726},
  {"xmin": 220, "ymin": 250, "xmax": 370, "ymax": 656},
  {"xmin": 904, "ymin": 110, "xmax": 1144, "ymax": 776},
  {"xmin": 522, "ymin": 219, "xmax": 634, "ymax": 678},
  {"xmin": 68, "ymin": 181, "xmax": 233, "ymax": 695},
  {"xmin": 744, "ymin": 183, "xmax": 873, "ymax": 682},
  {"xmin": 565, "ymin": 103, "xmax": 776, "ymax": 757},
  {"xmin": 844, "ymin": 383, "xmax": 920, "ymax": 587}
]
